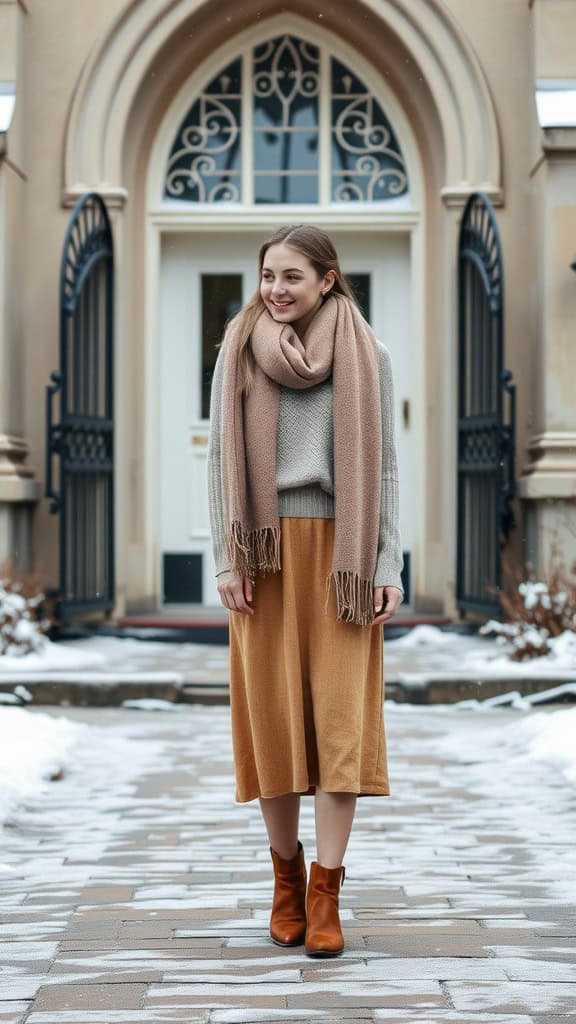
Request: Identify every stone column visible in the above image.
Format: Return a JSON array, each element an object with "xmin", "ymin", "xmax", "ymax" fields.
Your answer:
[
  {"xmin": 518, "ymin": 1, "xmax": 576, "ymax": 578},
  {"xmin": 0, "ymin": 2, "xmax": 41, "ymax": 571}
]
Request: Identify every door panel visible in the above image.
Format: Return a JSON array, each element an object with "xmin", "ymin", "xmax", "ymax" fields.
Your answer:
[
  {"xmin": 160, "ymin": 235, "xmax": 258, "ymax": 604},
  {"xmin": 201, "ymin": 273, "xmax": 244, "ymax": 419}
]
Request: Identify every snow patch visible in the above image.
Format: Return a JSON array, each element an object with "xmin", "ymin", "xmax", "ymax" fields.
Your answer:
[
  {"xmin": 387, "ymin": 625, "xmax": 456, "ymax": 647},
  {"xmin": 122, "ymin": 699, "xmax": 179, "ymax": 711},
  {"xmin": 0, "ymin": 708, "xmax": 86, "ymax": 828},
  {"xmin": 511, "ymin": 706, "xmax": 576, "ymax": 785},
  {"xmin": 0, "ymin": 639, "xmax": 106, "ymax": 673},
  {"xmin": 389, "ymin": 622, "xmax": 576, "ymax": 671}
]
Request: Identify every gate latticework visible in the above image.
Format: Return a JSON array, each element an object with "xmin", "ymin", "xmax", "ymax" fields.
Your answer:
[
  {"xmin": 46, "ymin": 193, "xmax": 115, "ymax": 620},
  {"xmin": 457, "ymin": 192, "xmax": 516, "ymax": 615}
]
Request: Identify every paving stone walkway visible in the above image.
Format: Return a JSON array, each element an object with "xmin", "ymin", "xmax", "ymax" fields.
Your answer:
[{"xmin": 1, "ymin": 704, "xmax": 575, "ymax": 1023}]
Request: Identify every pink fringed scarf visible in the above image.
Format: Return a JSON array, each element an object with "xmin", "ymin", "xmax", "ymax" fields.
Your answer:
[{"xmin": 220, "ymin": 292, "xmax": 382, "ymax": 625}]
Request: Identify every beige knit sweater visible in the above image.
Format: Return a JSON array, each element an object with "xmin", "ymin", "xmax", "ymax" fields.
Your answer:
[{"xmin": 207, "ymin": 338, "xmax": 404, "ymax": 594}]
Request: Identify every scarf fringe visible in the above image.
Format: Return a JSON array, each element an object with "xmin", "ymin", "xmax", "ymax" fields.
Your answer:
[
  {"xmin": 324, "ymin": 570, "xmax": 374, "ymax": 626},
  {"xmin": 225, "ymin": 519, "xmax": 281, "ymax": 578}
]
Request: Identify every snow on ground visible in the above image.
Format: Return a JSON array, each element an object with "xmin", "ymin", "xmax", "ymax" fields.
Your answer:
[
  {"xmin": 1, "ymin": 624, "xmax": 575, "ymax": 845},
  {"xmin": 388, "ymin": 624, "xmax": 457, "ymax": 647},
  {"xmin": 0, "ymin": 707, "xmax": 87, "ymax": 828},
  {"xmin": 510, "ymin": 705, "xmax": 576, "ymax": 785},
  {"xmin": 397, "ymin": 696, "xmax": 576, "ymax": 790},
  {"xmin": 456, "ymin": 630, "xmax": 576, "ymax": 673},
  {"xmin": 122, "ymin": 698, "xmax": 180, "ymax": 711},
  {"xmin": 385, "ymin": 625, "xmax": 576, "ymax": 681},
  {"xmin": 0, "ymin": 636, "xmax": 107, "ymax": 672},
  {"xmin": 0, "ymin": 635, "xmax": 228, "ymax": 681},
  {"xmin": 1, "ymin": 625, "xmax": 575, "ymax": 682},
  {"xmin": 2, "ymin": 694, "xmax": 576, "ymax": 915},
  {"xmin": 387, "ymin": 624, "xmax": 576, "ymax": 673}
]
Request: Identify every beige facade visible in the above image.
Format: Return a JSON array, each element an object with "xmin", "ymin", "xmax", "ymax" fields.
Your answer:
[{"xmin": 0, "ymin": 0, "xmax": 575, "ymax": 619}]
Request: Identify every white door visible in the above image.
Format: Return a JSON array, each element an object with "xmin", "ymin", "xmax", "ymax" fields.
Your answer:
[{"xmin": 160, "ymin": 231, "xmax": 413, "ymax": 607}]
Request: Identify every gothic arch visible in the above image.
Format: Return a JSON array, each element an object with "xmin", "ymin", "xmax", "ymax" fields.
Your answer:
[
  {"xmin": 63, "ymin": 0, "xmax": 503, "ymax": 207},
  {"xmin": 150, "ymin": 17, "xmax": 417, "ymax": 211}
]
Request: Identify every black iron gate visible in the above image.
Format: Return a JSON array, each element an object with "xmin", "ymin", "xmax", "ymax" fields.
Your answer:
[
  {"xmin": 456, "ymin": 192, "xmax": 516, "ymax": 615},
  {"xmin": 46, "ymin": 192, "xmax": 115, "ymax": 620}
]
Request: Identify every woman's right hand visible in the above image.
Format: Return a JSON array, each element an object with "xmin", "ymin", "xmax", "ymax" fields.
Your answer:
[{"xmin": 216, "ymin": 570, "xmax": 255, "ymax": 615}]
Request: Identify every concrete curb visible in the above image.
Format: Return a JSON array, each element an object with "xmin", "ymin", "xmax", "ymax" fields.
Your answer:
[
  {"xmin": 0, "ymin": 674, "xmax": 184, "ymax": 707},
  {"xmin": 386, "ymin": 672, "xmax": 576, "ymax": 704},
  {"xmin": 1, "ymin": 672, "xmax": 576, "ymax": 707}
]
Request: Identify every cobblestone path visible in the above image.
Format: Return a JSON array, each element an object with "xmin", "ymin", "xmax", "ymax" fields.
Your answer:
[{"xmin": 1, "ymin": 705, "xmax": 575, "ymax": 1023}]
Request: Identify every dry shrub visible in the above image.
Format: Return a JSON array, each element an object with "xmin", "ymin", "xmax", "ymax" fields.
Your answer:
[
  {"xmin": 0, "ymin": 560, "xmax": 56, "ymax": 657},
  {"xmin": 481, "ymin": 543, "xmax": 576, "ymax": 661}
]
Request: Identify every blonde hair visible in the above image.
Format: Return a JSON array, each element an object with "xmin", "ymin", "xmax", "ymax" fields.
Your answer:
[{"xmin": 217, "ymin": 224, "xmax": 358, "ymax": 395}]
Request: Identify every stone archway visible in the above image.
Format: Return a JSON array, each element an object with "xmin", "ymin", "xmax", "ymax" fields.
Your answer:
[{"xmin": 63, "ymin": 0, "xmax": 502, "ymax": 208}]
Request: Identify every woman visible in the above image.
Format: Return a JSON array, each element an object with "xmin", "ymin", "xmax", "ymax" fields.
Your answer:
[{"xmin": 207, "ymin": 223, "xmax": 404, "ymax": 958}]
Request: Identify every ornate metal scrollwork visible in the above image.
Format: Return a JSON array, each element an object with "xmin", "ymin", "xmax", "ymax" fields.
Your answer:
[
  {"xmin": 252, "ymin": 35, "xmax": 320, "ymax": 203},
  {"xmin": 163, "ymin": 38, "xmax": 409, "ymax": 204},
  {"xmin": 164, "ymin": 60, "xmax": 242, "ymax": 202},
  {"xmin": 331, "ymin": 59, "xmax": 408, "ymax": 202},
  {"xmin": 253, "ymin": 35, "xmax": 320, "ymax": 125},
  {"xmin": 46, "ymin": 192, "xmax": 115, "ymax": 620},
  {"xmin": 456, "ymin": 192, "xmax": 516, "ymax": 616}
]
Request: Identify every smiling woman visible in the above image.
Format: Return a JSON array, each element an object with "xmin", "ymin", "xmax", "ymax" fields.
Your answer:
[
  {"xmin": 260, "ymin": 241, "xmax": 336, "ymax": 335},
  {"xmin": 207, "ymin": 222, "xmax": 404, "ymax": 958}
]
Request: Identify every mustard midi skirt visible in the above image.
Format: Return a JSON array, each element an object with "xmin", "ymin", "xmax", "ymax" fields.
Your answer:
[{"xmin": 228, "ymin": 516, "xmax": 389, "ymax": 803}]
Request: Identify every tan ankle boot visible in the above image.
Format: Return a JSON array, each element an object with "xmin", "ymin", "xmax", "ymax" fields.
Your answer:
[
  {"xmin": 269, "ymin": 841, "xmax": 307, "ymax": 947},
  {"xmin": 305, "ymin": 860, "xmax": 346, "ymax": 957}
]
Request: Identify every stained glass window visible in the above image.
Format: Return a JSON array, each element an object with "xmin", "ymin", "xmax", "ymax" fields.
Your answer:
[{"xmin": 163, "ymin": 37, "xmax": 408, "ymax": 205}]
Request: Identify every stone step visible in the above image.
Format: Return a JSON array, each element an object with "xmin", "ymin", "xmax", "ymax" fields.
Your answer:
[{"xmin": 1, "ymin": 673, "xmax": 575, "ymax": 708}]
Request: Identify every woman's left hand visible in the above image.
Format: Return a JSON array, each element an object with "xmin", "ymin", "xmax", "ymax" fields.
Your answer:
[{"xmin": 373, "ymin": 585, "xmax": 403, "ymax": 624}]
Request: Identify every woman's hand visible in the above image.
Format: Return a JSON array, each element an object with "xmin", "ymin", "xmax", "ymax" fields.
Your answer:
[
  {"xmin": 373, "ymin": 585, "xmax": 403, "ymax": 624},
  {"xmin": 216, "ymin": 570, "xmax": 255, "ymax": 615}
]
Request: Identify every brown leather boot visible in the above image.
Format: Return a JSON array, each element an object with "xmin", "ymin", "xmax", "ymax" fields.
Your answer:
[
  {"xmin": 305, "ymin": 861, "xmax": 346, "ymax": 957},
  {"xmin": 269, "ymin": 841, "xmax": 307, "ymax": 947}
]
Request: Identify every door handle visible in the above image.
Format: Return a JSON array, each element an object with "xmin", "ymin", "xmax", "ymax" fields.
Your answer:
[{"xmin": 402, "ymin": 399, "xmax": 410, "ymax": 429}]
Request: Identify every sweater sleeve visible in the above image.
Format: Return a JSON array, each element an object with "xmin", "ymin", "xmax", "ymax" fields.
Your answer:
[
  {"xmin": 373, "ymin": 342, "xmax": 405, "ymax": 594},
  {"xmin": 207, "ymin": 344, "xmax": 233, "ymax": 576}
]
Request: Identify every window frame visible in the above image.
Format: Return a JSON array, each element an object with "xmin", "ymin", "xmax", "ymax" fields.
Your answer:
[{"xmin": 162, "ymin": 32, "xmax": 410, "ymax": 209}]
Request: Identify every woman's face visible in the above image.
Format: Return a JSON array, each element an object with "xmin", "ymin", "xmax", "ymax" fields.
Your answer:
[{"xmin": 260, "ymin": 243, "xmax": 335, "ymax": 332}]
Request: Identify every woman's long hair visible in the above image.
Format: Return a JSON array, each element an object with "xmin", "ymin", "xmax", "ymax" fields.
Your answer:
[{"xmin": 217, "ymin": 224, "xmax": 358, "ymax": 396}]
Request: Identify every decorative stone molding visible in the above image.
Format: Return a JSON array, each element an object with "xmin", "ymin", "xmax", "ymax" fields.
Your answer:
[
  {"xmin": 62, "ymin": 0, "xmax": 503, "ymax": 204},
  {"xmin": 540, "ymin": 126, "xmax": 576, "ymax": 157},
  {"xmin": 518, "ymin": 432, "xmax": 576, "ymax": 500},
  {"xmin": 0, "ymin": 434, "xmax": 34, "ymax": 477},
  {"xmin": 440, "ymin": 185, "xmax": 504, "ymax": 209},
  {"xmin": 62, "ymin": 186, "xmax": 128, "ymax": 210},
  {"xmin": 0, "ymin": 434, "xmax": 41, "ymax": 501}
]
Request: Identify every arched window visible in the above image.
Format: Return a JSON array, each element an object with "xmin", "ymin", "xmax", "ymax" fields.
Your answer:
[{"xmin": 164, "ymin": 34, "xmax": 408, "ymax": 205}]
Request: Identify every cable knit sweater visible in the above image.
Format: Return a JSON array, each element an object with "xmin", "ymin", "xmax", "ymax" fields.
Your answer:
[{"xmin": 207, "ymin": 338, "xmax": 404, "ymax": 594}]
